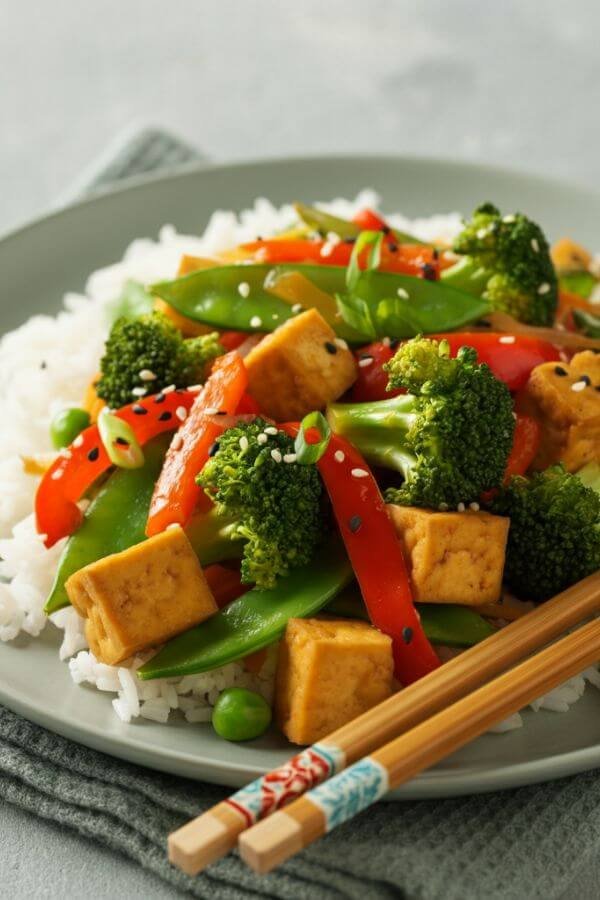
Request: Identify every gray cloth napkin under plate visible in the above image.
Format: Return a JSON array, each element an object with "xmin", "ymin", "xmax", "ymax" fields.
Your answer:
[{"xmin": 1, "ymin": 127, "xmax": 599, "ymax": 900}]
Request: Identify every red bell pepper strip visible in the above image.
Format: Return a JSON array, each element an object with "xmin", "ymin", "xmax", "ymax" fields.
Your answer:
[
  {"xmin": 204, "ymin": 564, "xmax": 248, "ymax": 608},
  {"xmin": 351, "ymin": 333, "xmax": 561, "ymax": 402},
  {"xmin": 219, "ymin": 330, "xmax": 250, "ymax": 351},
  {"xmin": 146, "ymin": 351, "xmax": 248, "ymax": 536},
  {"xmin": 35, "ymin": 389, "xmax": 197, "ymax": 548},
  {"xmin": 352, "ymin": 207, "xmax": 391, "ymax": 233},
  {"xmin": 240, "ymin": 239, "xmax": 439, "ymax": 279},
  {"xmin": 351, "ymin": 341, "xmax": 404, "ymax": 402},
  {"xmin": 431, "ymin": 333, "xmax": 560, "ymax": 391},
  {"xmin": 282, "ymin": 424, "xmax": 440, "ymax": 685},
  {"xmin": 503, "ymin": 414, "xmax": 541, "ymax": 482}
]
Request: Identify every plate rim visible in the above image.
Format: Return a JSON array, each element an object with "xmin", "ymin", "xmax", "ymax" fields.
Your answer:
[{"xmin": 1, "ymin": 152, "xmax": 599, "ymax": 799}]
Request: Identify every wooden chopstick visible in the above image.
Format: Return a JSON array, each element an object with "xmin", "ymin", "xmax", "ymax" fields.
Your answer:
[
  {"xmin": 240, "ymin": 614, "xmax": 600, "ymax": 874},
  {"xmin": 168, "ymin": 571, "xmax": 600, "ymax": 875}
]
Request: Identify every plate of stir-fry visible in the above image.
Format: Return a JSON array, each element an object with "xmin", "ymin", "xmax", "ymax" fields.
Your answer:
[{"xmin": 0, "ymin": 157, "xmax": 599, "ymax": 797}]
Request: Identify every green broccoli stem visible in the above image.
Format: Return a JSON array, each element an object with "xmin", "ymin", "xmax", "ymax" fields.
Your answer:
[
  {"xmin": 326, "ymin": 395, "xmax": 420, "ymax": 477},
  {"xmin": 440, "ymin": 256, "xmax": 492, "ymax": 297},
  {"xmin": 186, "ymin": 508, "xmax": 244, "ymax": 567}
]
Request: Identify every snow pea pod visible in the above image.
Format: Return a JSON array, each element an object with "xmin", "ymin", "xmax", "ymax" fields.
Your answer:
[
  {"xmin": 294, "ymin": 202, "xmax": 424, "ymax": 246},
  {"xmin": 45, "ymin": 437, "xmax": 170, "ymax": 614},
  {"xmin": 138, "ymin": 538, "xmax": 352, "ymax": 680},
  {"xmin": 151, "ymin": 264, "xmax": 489, "ymax": 343},
  {"xmin": 326, "ymin": 590, "xmax": 495, "ymax": 647}
]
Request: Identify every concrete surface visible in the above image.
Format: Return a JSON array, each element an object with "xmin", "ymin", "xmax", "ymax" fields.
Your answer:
[{"xmin": 1, "ymin": 0, "xmax": 599, "ymax": 897}]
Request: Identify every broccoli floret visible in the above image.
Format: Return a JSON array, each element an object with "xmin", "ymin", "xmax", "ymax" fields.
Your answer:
[
  {"xmin": 441, "ymin": 203, "xmax": 558, "ymax": 326},
  {"xmin": 195, "ymin": 420, "xmax": 324, "ymax": 589},
  {"xmin": 326, "ymin": 337, "xmax": 514, "ymax": 510},
  {"xmin": 491, "ymin": 465, "xmax": 600, "ymax": 602},
  {"xmin": 96, "ymin": 312, "xmax": 223, "ymax": 409}
]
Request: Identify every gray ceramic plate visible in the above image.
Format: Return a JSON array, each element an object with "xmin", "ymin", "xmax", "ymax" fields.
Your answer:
[{"xmin": 1, "ymin": 156, "xmax": 599, "ymax": 799}]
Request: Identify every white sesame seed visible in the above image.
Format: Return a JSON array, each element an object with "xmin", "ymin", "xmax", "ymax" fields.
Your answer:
[
  {"xmin": 291, "ymin": 303, "xmax": 303, "ymax": 314},
  {"xmin": 139, "ymin": 369, "xmax": 157, "ymax": 382},
  {"xmin": 51, "ymin": 469, "xmax": 64, "ymax": 480},
  {"xmin": 204, "ymin": 406, "xmax": 219, "ymax": 416},
  {"xmin": 257, "ymin": 433, "xmax": 268, "ymax": 445},
  {"xmin": 537, "ymin": 283, "xmax": 551, "ymax": 295},
  {"xmin": 358, "ymin": 357, "xmax": 374, "ymax": 368},
  {"xmin": 334, "ymin": 450, "xmax": 345, "ymax": 463},
  {"xmin": 239, "ymin": 435, "xmax": 249, "ymax": 451},
  {"xmin": 238, "ymin": 282, "xmax": 251, "ymax": 298},
  {"xmin": 397, "ymin": 288, "xmax": 410, "ymax": 300},
  {"xmin": 571, "ymin": 380, "xmax": 587, "ymax": 392},
  {"xmin": 166, "ymin": 523, "xmax": 181, "ymax": 531},
  {"xmin": 188, "ymin": 384, "xmax": 203, "ymax": 393},
  {"xmin": 59, "ymin": 448, "xmax": 72, "ymax": 459},
  {"xmin": 351, "ymin": 468, "xmax": 369, "ymax": 479},
  {"xmin": 264, "ymin": 426, "xmax": 278, "ymax": 435},
  {"xmin": 250, "ymin": 315, "xmax": 263, "ymax": 328},
  {"xmin": 531, "ymin": 238, "xmax": 540, "ymax": 253},
  {"xmin": 503, "ymin": 214, "xmax": 516, "ymax": 224},
  {"xmin": 163, "ymin": 384, "xmax": 176, "ymax": 394},
  {"xmin": 499, "ymin": 335, "xmax": 516, "ymax": 344},
  {"xmin": 457, "ymin": 502, "xmax": 465, "ymax": 512},
  {"xmin": 176, "ymin": 406, "xmax": 188, "ymax": 422},
  {"xmin": 272, "ymin": 314, "xmax": 279, "ymax": 320},
  {"xmin": 73, "ymin": 435, "xmax": 84, "ymax": 448},
  {"xmin": 382, "ymin": 337, "xmax": 391, "ymax": 347},
  {"xmin": 283, "ymin": 453, "xmax": 297, "ymax": 464},
  {"xmin": 469, "ymin": 502, "xmax": 480, "ymax": 511},
  {"xmin": 132, "ymin": 387, "xmax": 147, "ymax": 397},
  {"xmin": 171, "ymin": 434, "xmax": 183, "ymax": 451},
  {"xmin": 271, "ymin": 449, "xmax": 283, "ymax": 463}
]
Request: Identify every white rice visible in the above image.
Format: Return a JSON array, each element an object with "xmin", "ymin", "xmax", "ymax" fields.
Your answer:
[{"xmin": 0, "ymin": 190, "xmax": 596, "ymax": 728}]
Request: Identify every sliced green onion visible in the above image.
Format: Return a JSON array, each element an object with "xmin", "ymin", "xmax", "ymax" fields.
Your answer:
[
  {"xmin": 98, "ymin": 410, "xmax": 145, "ymax": 469},
  {"xmin": 346, "ymin": 230, "xmax": 383, "ymax": 293},
  {"xmin": 294, "ymin": 411, "xmax": 331, "ymax": 465}
]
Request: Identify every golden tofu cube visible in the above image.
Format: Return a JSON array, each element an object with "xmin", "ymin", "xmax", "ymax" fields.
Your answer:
[
  {"xmin": 522, "ymin": 351, "xmax": 600, "ymax": 471},
  {"xmin": 388, "ymin": 505, "xmax": 509, "ymax": 606},
  {"xmin": 244, "ymin": 308, "xmax": 357, "ymax": 421},
  {"xmin": 66, "ymin": 528, "xmax": 217, "ymax": 665},
  {"xmin": 275, "ymin": 617, "xmax": 393, "ymax": 745}
]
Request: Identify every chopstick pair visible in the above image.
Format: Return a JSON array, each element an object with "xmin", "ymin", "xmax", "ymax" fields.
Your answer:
[{"xmin": 169, "ymin": 571, "xmax": 600, "ymax": 876}]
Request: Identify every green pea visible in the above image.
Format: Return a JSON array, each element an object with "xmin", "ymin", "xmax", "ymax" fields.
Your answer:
[
  {"xmin": 211, "ymin": 687, "xmax": 272, "ymax": 742},
  {"xmin": 50, "ymin": 407, "xmax": 91, "ymax": 449}
]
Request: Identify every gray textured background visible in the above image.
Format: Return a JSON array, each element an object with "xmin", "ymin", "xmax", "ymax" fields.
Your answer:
[{"xmin": 1, "ymin": 0, "xmax": 599, "ymax": 896}]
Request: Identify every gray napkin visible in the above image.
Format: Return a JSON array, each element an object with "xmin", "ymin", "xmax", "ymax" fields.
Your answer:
[{"xmin": 1, "ymin": 127, "xmax": 599, "ymax": 900}]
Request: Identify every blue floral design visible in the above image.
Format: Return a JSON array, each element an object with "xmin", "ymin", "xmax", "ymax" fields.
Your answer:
[{"xmin": 309, "ymin": 757, "xmax": 389, "ymax": 831}]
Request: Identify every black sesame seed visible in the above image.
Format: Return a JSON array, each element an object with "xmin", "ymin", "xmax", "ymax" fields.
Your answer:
[
  {"xmin": 154, "ymin": 393, "xmax": 166, "ymax": 404},
  {"xmin": 432, "ymin": 248, "xmax": 440, "ymax": 260},
  {"xmin": 474, "ymin": 319, "xmax": 492, "ymax": 329},
  {"xmin": 208, "ymin": 441, "xmax": 220, "ymax": 457},
  {"xmin": 422, "ymin": 263, "xmax": 436, "ymax": 281},
  {"xmin": 215, "ymin": 410, "xmax": 227, "ymax": 416},
  {"xmin": 402, "ymin": 626, "xmax": 413, "ymax": 644},
  {"xmin": 343, "ymin": 237, "xmax": 356, "ymax": 245},
  {"xmin": 132, "ymin": 404, "xmax": 148, "ymax": 415},
  {"xmin": 554, "ymin": 366, "xmax": 568, "ymax": 377},
  {"xmin": 381, "ymin": 225, "xmax": 391, "ymax": 235},
  {"xmin": 87, "ymin": 447, "xmax": 99, "ymax": 462},
  {"xmin": 158, "ymin": 411, "xmax": 172, "ymax": 422},
  {"xmin": 389, "ymin": 339, "xmax": 400, "ymax": 350},
  {"xmin": 580, "ymin": 375, "xmax": 591, "ymax": 385},
  {"xmin": 115, "ymin": 437, "xmax": 129, "ymax": 446},
  {"xmin": 40, "ymin": 360, "xmax": 47, "ymax": 370},
  {"xmin": 388, "ymin": 242, "xmax": 398, "ymax": 253},
  {"xmin": 595, "ymin": 386, "xmax": 600, "ymax": 392},
  {"xmin": 324, "ymin": 341, "xmax": 337, "ymax": 355},
  {"xmin": 348, "ymin": 514, "xmax": 362, "ymax": 534},
  {"xmin": 256, "ymin": 235, "xmax": 263, "ymax": 241}
]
